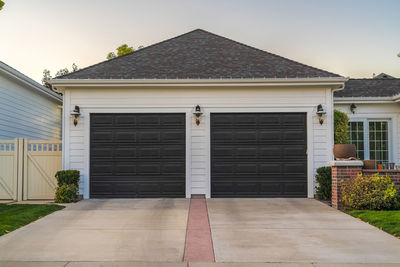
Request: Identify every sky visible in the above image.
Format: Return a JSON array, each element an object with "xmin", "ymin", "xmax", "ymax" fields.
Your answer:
[{"xmin": 0, "ymin": 0, "xmax": 399, "ymax": 83}]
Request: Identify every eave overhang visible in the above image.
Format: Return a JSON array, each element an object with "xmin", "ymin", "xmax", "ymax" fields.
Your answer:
[
  {"xmin": 49, "ymin": 77, "xmax": 348, "ymax": 93},
  {"xmin": 334, "ymin": 95, "xmax": 400, "ymax": 104},
  {"xmin": 0, "ymin": 62, "xmax": 62, "ymax": 103}
]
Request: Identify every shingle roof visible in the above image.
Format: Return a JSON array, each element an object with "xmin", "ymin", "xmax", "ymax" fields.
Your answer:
[
  {"xmin": 57, "ymin": 29, "xmax": 341, "ymax": 80},
  {"xmin": 335, "ymin": 79, "xmax": 400, "ymax": 97}
]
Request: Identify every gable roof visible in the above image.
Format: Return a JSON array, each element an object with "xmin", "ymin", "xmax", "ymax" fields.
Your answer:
[
  {"xmin": 0, "ymin": 61, "xmax": 62, "ymax": 102},
  {"xmin": 335, "ymin": 78, "xmax": 400, "ymax": 98},
  {"xmin": 374, "ymin": 73, "xmax": 395, "ymax": 79},
  {"xmin": 57, "ymin": 29, "xmax": 341, "ymax": 80}
]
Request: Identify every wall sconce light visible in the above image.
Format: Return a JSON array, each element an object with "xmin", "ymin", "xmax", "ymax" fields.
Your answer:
[
  {"xmin": 316, "ymin": 104, "xmax": 326, "ymax": 125},
  {"xmin": 350, "ymin": 103, "xmax": 357, "ymax": 114},
  {"xmin": 193, "ymin": 105, "xmax": 203, "ymax": 126},
  {"xmin": 70, "ymin": 105, "xmax": 81, "ymax": 127}
]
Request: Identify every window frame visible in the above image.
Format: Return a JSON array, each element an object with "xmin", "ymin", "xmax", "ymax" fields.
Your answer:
[{"xmin": 349, "ymin": 117, "xmax": 392, "ymax": 162}]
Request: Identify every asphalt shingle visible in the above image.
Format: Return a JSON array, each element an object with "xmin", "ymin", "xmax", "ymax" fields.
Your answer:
[
  {"xmin": 336, "ymin": 79, "xmax": 400, "ymax": 97},
  {"xmin": 57, "ymin": 29, "xmax": 341, "ymax": 80}
]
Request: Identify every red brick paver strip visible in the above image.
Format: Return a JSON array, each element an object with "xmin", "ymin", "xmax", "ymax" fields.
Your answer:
[{"xmin": 183, "ymin": 198, "xmax": 215, "ymax": 262}]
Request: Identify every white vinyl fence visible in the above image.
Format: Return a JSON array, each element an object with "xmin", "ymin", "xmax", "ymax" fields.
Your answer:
[{"xmin": 0, "ymin": 139, "xmax": 62, "ymax": 201}]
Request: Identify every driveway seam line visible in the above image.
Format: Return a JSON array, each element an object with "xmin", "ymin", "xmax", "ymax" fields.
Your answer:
[{"xmin": 182, "ymin": 198, "xmax": 191, "ymax": 262}]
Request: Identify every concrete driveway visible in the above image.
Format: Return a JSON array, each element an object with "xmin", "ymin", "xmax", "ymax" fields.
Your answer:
[
  {"xmin": 1, "ymin": 198, "xmax": 400, "ymax": 266},
  {"xmin": 207, "ymin": 198, "xmax": 400, "ymax": 264},
  {"xmin": 0, "ymin": 199, "xmax": 189, "ymax": 262}
]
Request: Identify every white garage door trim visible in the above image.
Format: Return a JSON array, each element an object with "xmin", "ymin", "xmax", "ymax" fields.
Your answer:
[
  {"xmin": 81, "ymin": 108, "xmax": 193, "ymax": 199},
  {"xmin": 205, "ymin": 107, "xmax": 315, "ymax": 198}
]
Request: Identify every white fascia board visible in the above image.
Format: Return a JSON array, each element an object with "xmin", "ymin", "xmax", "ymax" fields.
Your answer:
[
  {"xmin": 0, "ymin": 62, "xmax": 62, "ymax": 103},
  {"xmin": 50, "ymin": 77, "xmax": 348, "ymax": 90},
  {"xmin": 334, "ymin": 96, "xmax": 395, "ymax": 104},
  {"xmin": 393, "ymin": 93, "xmax": 400, "ymax": 102}
]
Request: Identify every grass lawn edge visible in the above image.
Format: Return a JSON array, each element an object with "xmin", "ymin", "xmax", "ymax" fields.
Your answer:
[
  {"xmin": 0, "ymin": 203, "xmax": 65, "ymax": 236},
  {"xmin": 347, "ymin": 209, "xmax": 400, "ymax": 239}
]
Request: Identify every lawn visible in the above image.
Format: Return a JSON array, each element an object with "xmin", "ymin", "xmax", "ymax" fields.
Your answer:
[
  {"xmin": 0, "ymin": 203, "xmax": 64, "ymax": 236},
  {"xmin": 348, "ymin": 210, "xmax": 400, "ymax": 238}
]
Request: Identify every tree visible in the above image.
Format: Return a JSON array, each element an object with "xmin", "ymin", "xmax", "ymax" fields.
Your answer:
[
  {"xmin": 107, "ymin": 44, "xmax": 143, "ymax": 59},
  {"xmin": 42, "ymin": 63, "xmax": 79, "ymax": 91},
  {"xmin": 0, "ymin": 1, "xmax": 4, "ymax": 11}
]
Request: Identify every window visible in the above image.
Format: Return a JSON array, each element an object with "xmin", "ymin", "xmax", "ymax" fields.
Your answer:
[
  {"xmin": 349, "ymin": 121, "xmax": 364, "ymax": 159},
  {"xmin": 348, "ymin": 120, "xmax": 390, "ymax": 165},
  {"xmin": 369, "ymin": 121, "xmax": 389, "ymax": 165}
]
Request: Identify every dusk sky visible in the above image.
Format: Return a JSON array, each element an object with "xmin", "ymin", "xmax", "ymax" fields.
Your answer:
[{"xmin": 0, "ymin": 0, "xmax": 399, "ymax": 83}]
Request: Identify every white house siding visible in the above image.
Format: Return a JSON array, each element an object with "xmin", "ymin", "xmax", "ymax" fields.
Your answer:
[
  {"xmin": 0, "ymin": 75, "xmax": 62, "ymax": 140},
  {"xmin": 63, "ymin": 87, "xmax": 335, "ymax": 198},
  {"xmin": 334, "ymin": 102, "xmax": 400, "ymax": 165}
]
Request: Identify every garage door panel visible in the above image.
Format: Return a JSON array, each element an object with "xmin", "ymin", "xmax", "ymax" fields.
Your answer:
[
  {"xmin": 234, "ymin": 114, "xmax": 257, "ymax": 124},
  {"xmin": 91, "ymin": 115, "xmax": 114, "ymax": 125},
  {"xmin": 258, "ymin": 130, "xmax": 282, "ymax": 141},
  {"xmin": 282, "ymin": 113, "xmax": 306, "ymax": 124},
  {"xmin": 212, "ymin": 145, "xmax": 306, "ymax": 159},
  {"xmin": 283, "ymin": 130, "xmax": 306, "ymax": 141},
  {"xmin": 161, "ymin": 115, "xmax": 186, "ymax": 126},
  {"xmin": 114, "ymin": 131, "xmax": 137, "ymax": 142},
  {"xmin": 114, "ymin": 115, "xmax": 136, "ymax": 125},
  {"xmin": 284, "ymin": 162, "xmax": 307, "ymax": 174},
  {"xmin": 90, "ymin": 113, "xmax": 185, "ymax": 198},
  {"xmin": 258, "ymin": 114, "xmax": 281, "ymax": 125},
  {"xmin": 91, "ymin": 163, "xmax": 114, "ymax": 175},
  {"xmin": 114, "ymin": 147, "xmax": 137, "ymax": 157},
  {"xmin": 92, "ymin": 130, "xmax": 114, "ymax": 142},
  {"xmin": 211, "ymin": 113, "xmax": 307, "ymax": 198}
]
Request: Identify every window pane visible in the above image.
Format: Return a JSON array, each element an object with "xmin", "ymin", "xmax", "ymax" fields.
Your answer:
[
  {"xmin": 349, "ymin": 121, "xmax": 364, "ymax": 160},
  {"xmin": 369, "ymin": 121, "xmax": 389, "ymax": 165}
]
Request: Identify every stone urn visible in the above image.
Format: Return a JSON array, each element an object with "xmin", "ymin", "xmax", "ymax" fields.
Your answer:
[{"xmin": 333, "ymin": 144, "xmax": 357, "ymax": 160}]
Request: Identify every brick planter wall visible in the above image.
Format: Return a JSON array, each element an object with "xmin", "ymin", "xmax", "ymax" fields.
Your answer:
[
  {"xmin": 330, "ymin": 161, "xmax": 400, "ymax": 209},
  {"xmin": 330, "ymin": 161, "xmax": 363, "ymax": 209},
  {"xmin": 362, "ymin": 170, "xmax": 400, "ymax": 189}
]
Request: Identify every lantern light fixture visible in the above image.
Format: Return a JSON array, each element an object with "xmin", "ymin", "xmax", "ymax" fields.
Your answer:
[
  {"xmin": 350, "ymin": 103, "xmax": 357, "ymax": 114},
  {"xmin": 193, "ymin": 105, "xmax": 203, "ymax": 126},
  {"xmin": 316, "ymin": 104, "xmax": 326, "ymax": 125},
  {"xmin": 70, "ymin": 105, "xmax": 81, "ymax": 127}
]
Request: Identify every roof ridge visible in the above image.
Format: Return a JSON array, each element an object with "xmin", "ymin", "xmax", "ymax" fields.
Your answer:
[
  {"xmin": 57, "ymin": 29, "xmax": 203, "ymax": 79},
  {"xmin": 194, "ymin": 29, "xmax": 342, "ymax": 78}
]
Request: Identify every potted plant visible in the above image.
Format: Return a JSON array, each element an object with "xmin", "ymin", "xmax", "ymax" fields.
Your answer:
[{"xmin": 333, "ymin": 110, "xmax": 356, "ymax": 159}]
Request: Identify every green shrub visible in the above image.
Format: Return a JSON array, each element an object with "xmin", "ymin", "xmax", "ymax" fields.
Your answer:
[
  {"xmin": 341, "ymin": 174, "xmax": 400, "ymax": 210},
  {"xmin": 55, "ymin": 184, "xmax": 78, "ymax": 203},
  {"xmin": 315, "ymin": 166, "xmax": 332, "ymax": 200},
  {"xmin": 55, "ymin": 170, "xmax": 80, "ymax": 187},
  {"xmin": 334, "ymin": 109, "xmax": 350, "ymax": 144}
]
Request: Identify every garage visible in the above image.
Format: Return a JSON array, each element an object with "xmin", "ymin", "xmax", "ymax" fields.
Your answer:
[
  {"xmin": 90, "ymin": 113, "xmax": 186, "ymax": 198},
  {"xmin": 211, "ymin": 113, "xmax": 307, "ymax": 197}
]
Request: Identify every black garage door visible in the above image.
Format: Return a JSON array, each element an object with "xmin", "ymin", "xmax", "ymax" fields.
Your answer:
[
  {"xmin": 211, "ymin": 113, "xmax": 307, "ymax": 197},
  {"xmin": 90, "ymin": 113, "xmax": 186, "ymax": 198}
]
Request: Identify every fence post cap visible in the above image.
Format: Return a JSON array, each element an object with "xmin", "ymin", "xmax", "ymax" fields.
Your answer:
[{"xmin": 329, "ymin": 160, "xmax": 364, "ymax": 167}]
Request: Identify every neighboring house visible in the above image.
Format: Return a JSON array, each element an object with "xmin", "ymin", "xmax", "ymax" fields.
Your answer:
[
  {"xmin": 0, "ymin": 62, "xmax": 62, "ymax": 140},
  {"xmin": 373, "ymin": 73, "xmax": 395, "ymax": 79},
  {"xmin": 334, "ymin": 78, "xmax": 400, "ymax": 166},
  {"xmin": 50, "ymin": 29, "xmax": 347, "ymax": 199}
]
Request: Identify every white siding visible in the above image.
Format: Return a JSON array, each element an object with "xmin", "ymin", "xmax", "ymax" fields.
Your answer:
[
  {"xmin": 64, "ymin": 87, "xmax": 334, "ymax": 198},
  {"xmin": 335, "ymin": 102, "xmax": 400, "ymax": 165},
  {"xmin": 0, "ymin": 75, "xmax": 62, "ymax": 140}
]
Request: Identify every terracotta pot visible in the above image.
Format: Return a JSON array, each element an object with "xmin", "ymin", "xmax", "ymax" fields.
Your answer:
[
  {"xmin": 333, "ymin": 144, "xmax": 357, "ymax": 159},
  {"xmin": 363, "ymin": 160, "xmax": 376, "ymax": 169}
]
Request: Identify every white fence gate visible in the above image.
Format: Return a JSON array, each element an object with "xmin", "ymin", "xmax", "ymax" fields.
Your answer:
[{"xmin": 0, "ymin": 139, "xmax": 62, "ymax": 201}]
